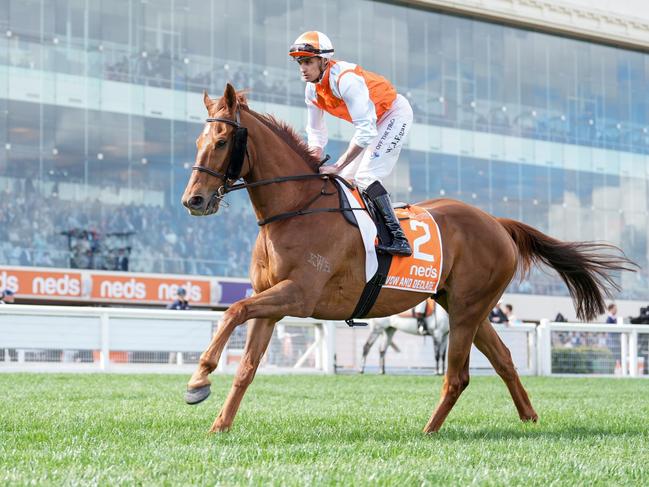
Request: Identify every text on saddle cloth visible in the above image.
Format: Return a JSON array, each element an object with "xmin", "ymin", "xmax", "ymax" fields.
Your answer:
[
  {"xmin": 339, "ymin": 183, "xmax": 443, "ymax": 293},
  {"xmin": 385, "ymin": 206, "xmax": 443, "ymax": 293}
]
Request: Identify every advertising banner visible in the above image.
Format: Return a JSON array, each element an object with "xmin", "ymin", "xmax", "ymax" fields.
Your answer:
[{"xmin": 0, "ymin": 266, "xmax": 252, "ymax": 307}]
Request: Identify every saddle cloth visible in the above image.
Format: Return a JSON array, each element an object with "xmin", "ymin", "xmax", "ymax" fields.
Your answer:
[{"xmin": 337, "ymin": 181, "xmax": 443, "ymax": 293}]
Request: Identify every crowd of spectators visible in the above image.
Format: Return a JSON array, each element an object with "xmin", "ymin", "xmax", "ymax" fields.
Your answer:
[
  {"xmin": 99, "ymin": 51, "xmax": 649, "ymax": 154},
  {"xmin": 0, "ymin": 180, "xmax": 258, "ymax": 277},
  {"xmin": 6, "ymin": 33, "xmax": 649, "ymax": 154},
  {"xmin": 2, "ymin": 176, "xmax": 648, "ymax": 299}
]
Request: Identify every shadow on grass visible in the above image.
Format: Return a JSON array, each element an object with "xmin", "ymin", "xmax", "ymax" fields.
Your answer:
[{"xmin": 211, "ymin": 418, "xmax": 649, "ymax": 447}]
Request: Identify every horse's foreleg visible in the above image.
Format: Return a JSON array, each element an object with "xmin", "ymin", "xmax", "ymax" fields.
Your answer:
[
  {"xmin": 210, "ymin": 318, "xmax": 276, "ymax": 432},
  {"xmin": 441, "ymin": 335, "xmax": 448, "ymax": 375},
  {"xmin": 473, "ymin": 319, "xmax": 538, "ymax": 422},
  {"xmin": 360, "ymin": 327, "xmax": 382, "ymax": 374},
  {"xmin": 186, "ymin": 318, "xmax": 238, "ymax": 392},
  {"xmin": 378, "ymin": 328, "xmax": 396, "ymax": 375},
  {"xmin": 435, "ymin": 333, "xmax": 449, "ymax": 375},
  {"xmin": 187, "ymin": 279, "xmax": 316, "ymax": 398}
]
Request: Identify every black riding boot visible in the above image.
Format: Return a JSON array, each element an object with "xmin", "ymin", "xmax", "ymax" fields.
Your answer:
[{"xmin": 365, "ymin": 181, "xmax": 412, "ymax": 256}]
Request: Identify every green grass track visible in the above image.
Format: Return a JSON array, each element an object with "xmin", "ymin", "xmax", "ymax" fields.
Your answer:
[{"xmin": 1, "ymin": 374, "xmax": 648, "ymax": 486}]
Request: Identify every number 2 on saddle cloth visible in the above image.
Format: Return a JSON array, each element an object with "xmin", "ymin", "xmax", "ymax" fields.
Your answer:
[{"xmin": 343, "ymin": 186, "xmax": 444, "ymax": 324}]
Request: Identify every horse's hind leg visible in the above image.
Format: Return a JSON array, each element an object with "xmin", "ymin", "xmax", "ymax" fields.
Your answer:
[
  {"xmin": 473, "ymin": 319, "xmax": 538, "ymax": 422},
  {"xmin": 360, "ymin": 327, "xmax": 382, "ymax": 374},
  {"xmin": 210, "ymin": 318, "xmax": 276, "ymax": 432},
  {"xmin": 423, "ymin": 317, "xmax": 475, "ymax": 433}
]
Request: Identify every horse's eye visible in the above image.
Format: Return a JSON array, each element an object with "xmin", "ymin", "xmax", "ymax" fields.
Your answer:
[{"xmin": 216, "ymin": 139, "xmax": 227, "ymax": 148}]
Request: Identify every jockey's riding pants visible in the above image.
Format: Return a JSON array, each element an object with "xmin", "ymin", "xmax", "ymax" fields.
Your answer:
[{"xmin": 338, "ymin": 94, "xmax": 413, "ymax": 190}]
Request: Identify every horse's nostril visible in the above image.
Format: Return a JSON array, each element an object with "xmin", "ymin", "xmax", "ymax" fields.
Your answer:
[{"xmin": 187, "ymin": 195, "xmax": 204, "ymax": 209}]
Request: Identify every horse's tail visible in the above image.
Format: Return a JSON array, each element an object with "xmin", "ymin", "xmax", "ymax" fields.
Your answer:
[{"xmin": 497, "ymin": 218, "xmax": 637, "ymax": 321}]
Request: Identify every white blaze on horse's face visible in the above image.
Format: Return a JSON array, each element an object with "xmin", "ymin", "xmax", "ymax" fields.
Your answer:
[{"xmin": 182, "ymin": 114, "xmax": 230, "ymax": 216}]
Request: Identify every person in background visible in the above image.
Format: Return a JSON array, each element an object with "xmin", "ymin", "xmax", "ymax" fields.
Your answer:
[
  {"xmin": 605, "ymin": 303, "xmax": 618, "ymax": 324},
  {"xmin": 503, "ymin": 303, "xmax": 522, "ymax": 326},
  {"xmin": 167, "ymin": 287, "xmax": 190, "ymax": 310},
  {"xmin": 0, "ymin": 289, "xmax": 15, "ymax": 304},
  {"xmin": 489, "ymin": 300, "xmax": 508, "ymax": 324}
]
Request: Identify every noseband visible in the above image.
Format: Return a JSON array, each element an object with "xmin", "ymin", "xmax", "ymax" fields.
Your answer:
[{"xmin": 191, "ymin": 109, "xmax": 249, "ymax": 194}]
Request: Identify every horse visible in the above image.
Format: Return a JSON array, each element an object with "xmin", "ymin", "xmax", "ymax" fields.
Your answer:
[
  {"xmin": 181, "ymin": 83, "xmax": 635, "ymax": 434},
  {"xmin": 361, "ymin": 299, "xmax": 449, "ymax": 375}
]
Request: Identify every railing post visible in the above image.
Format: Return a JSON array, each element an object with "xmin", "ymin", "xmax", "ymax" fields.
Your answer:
[
  {"xmin": 314, "ymin": 323, "xmax": 323, "ymax": 370},
  {"xmin": 537, "ymin": 319, "xmax": 552, "ymax": 376},
  {"xmin": 527, "ymin": 326, "xmax": 537, "ymax": 375},
  {"xmin": 621, "ymin": 332, "xmax": 629, "ymax": 376},
  {"xmin": 100, "ymin": 312, "xmax": 110, "ymax": 371},
  {"xmin": 629, "ymin": 329, "xmax": 638, "ymax": 377},
  {"xmin": 322, "ymin": 321, "xmax": 336, "ymax": 374},
  {"xmin": 177, "ymin": 352, "xmax": 184, "ymax": 366}
]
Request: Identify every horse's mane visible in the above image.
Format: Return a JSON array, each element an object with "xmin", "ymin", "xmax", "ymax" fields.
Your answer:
[{"xmin": 215, "ymin": 91, "xmax": 320, "ymax": 170}]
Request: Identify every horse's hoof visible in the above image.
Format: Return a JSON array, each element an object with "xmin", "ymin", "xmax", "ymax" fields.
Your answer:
[{"xmin": 185, "ymin": 385, "xmax": 211, "ymax": 405}]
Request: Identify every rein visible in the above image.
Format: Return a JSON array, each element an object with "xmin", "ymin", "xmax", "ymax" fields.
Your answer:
[{"xmin": 192, "ymin": 112, "xmax": 365, "ymax": 226}]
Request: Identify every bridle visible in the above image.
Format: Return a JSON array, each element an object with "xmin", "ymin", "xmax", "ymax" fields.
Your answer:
[
  {"xmin": 191, "ymin": 109, "xmax": 362, "ymax": 226},
  {"xmin": 191, "ymin": 109, "xmax": 250, "ymax": 194}
]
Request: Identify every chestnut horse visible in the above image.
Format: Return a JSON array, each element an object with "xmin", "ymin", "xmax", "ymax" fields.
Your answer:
[{"xmin": 181, "ymin": 83, "xmax": 634, "ymax": 434}]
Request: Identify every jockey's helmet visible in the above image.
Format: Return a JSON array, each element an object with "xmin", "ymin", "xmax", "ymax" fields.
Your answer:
[{"xmin": 289, "ymin": 31, "xmax": 334, "ymax": 61}]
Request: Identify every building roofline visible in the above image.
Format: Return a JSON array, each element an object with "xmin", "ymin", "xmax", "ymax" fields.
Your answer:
[{"xmin": 390, "ymin": 0, "xmax": 649, "ymax": 53}]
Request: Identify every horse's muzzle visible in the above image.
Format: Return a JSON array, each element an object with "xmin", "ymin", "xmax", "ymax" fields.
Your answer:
[{"xmin": 182, "ymin": 193, "xmax": 219, "ymax": 216}]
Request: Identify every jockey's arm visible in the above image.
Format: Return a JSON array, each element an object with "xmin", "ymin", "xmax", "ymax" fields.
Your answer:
[
  {"xmin": 306, "ymin": 98, "xmax": 327, "ymax": 160},
  {"xmin": 333, "ymin": 72, "xmax": 378, "ymax": 170}
]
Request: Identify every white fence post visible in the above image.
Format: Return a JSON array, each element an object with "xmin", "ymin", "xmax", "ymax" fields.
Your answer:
[
  {"xmin": 621, "ymin": 332, "xmax": 629, "ymax": 376},
  {"xmin": 322, "ymin": 321, "xmax": 336, "ymax": 374},
  {"xmin": 527, "ymin": 326, "xmax": 537, "ymax": 375},
  {"xmin": 314, "ymin": 323, "xmax": 323, "ymax": 370},
  {"xmin": 537, "ymin": 319, "xmax": 552, "ymax": 376},
  {"xmin": 100, "ymin": 312, "xmax": 110, "ymax": 371},
  {"xmin": 629, "ymin": 329, "xmax": 638, "ymax": 377}
]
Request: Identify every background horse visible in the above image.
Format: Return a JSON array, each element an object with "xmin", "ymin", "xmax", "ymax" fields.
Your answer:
[
  {"xmin": 361, "ymin": 300, "xmax": 449, "ymax": 375},
  {"xmin": 181, "ymin": 83, "xmax": 635, "ymax": 434}
]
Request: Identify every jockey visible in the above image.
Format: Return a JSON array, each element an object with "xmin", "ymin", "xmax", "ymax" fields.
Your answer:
[{"xmin": 289, "ymin": 31, "xmax": 413, "ymax": 256}]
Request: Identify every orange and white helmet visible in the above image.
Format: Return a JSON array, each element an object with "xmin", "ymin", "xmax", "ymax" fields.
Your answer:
[{"xmin": 289, "ymin": 31, "xmax": 334, "ymax": 61}]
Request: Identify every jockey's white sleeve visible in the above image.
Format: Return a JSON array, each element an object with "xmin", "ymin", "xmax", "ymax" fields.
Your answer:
[
  {"xmin": 305, "ymin": 97, "xmax": 328, "ymax": 150},
  {"xmin": 337, "ymin": 72, "xmax": 378, "ymax": 148}
]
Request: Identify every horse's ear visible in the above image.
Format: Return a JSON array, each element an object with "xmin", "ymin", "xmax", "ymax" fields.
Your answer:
[
  {"xmin": 223, "ymin": 83, "xmax": 237, "ymax": 110},
  {"xmin": 203, "ymin": 90, "xmax": 212, "ymax": 109}
]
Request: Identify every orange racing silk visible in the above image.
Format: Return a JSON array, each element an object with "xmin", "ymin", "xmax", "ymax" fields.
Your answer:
[
  {"xmin": 305, "ymin": 60, "xmax": 398, "ymax": 149},
  {"xmin": 310, "ymin": 60, "xmax": 396, "ymax": 123}
]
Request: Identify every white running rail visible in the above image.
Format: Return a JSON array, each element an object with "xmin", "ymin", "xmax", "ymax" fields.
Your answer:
[{"xmin": 0, "ymin": 305, "xmax": 335, "ymax": 374}]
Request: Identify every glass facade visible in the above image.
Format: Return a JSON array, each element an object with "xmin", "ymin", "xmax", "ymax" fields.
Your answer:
[{"xmin": 0, "ymin": 0, "xmax": 647, "ymax": 298}]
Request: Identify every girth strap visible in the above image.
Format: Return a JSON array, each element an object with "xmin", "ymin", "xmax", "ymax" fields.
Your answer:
[{"xmin": 345, "ymin": 251, "xmax": 393, "ymax": 326}]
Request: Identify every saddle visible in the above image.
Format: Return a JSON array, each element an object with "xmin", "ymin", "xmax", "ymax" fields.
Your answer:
[{"xmin": 337, "ymin": 182, "xmax": 407, "ymax": 248}]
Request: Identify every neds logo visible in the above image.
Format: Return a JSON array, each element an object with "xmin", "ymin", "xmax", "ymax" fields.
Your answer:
[
  {"xmin": 32, "ymin": 274, "xmax": 81, "ymax": 296},
  {"xmin": 158, "ymin": 282, "xmax": 202, "ymax": 302},
  {"xmin": 409, "ymin": 264, "xmax": 438, "ymax": 279},
  {"xmin": 100, "ymin": 278, "xmax": 146, "ymax": 299},
  {"xmin": 0, "ymin": 271, "xmax": 19, "ymax": 293}
]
